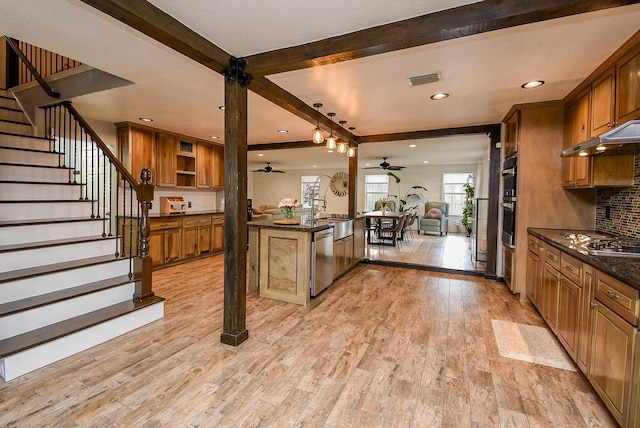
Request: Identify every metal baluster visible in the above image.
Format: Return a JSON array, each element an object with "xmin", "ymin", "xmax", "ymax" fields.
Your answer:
[
  {"xmin": 90, "ymin": 137, "xmax": 95, "ymax": 218},
  {"xmin": 72, "ymin": 118, "xmax": 78, "ymax": 184},
  {"xmin": 107, "ymin": 161, "xmax": 113, "ymax": 237}
]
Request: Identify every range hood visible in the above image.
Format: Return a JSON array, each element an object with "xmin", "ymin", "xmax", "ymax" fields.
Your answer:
[{"xmin": 561, "ymin": 120, "xmax": 640, "ymax": 157}]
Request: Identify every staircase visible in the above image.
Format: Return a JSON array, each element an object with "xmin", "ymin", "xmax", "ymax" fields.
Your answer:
[{"xmin": 0, "ymin": 89, "xmax": 164, "ymax": 382}]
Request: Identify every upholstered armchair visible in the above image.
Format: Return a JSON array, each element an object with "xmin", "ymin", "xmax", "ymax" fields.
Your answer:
[
  {"xmin": 374, "ymin": 199, "xmax": 396, "ymax": 212},
  {"xmin": 418, "ymin": 202, "xmax": 449, "ymax": 236}
]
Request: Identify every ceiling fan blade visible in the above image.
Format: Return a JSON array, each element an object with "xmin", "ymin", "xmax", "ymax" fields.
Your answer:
[
  {"xmin": 387, "ymin": 166, "xmax": 405, "ymax": 170},
  {"xmin": 272, "ymin": 170, "xmax": 285, "ymax": 173},
  {"xmin": 363, "ymin": 166, "xmax": 381, "ymax": 169}
]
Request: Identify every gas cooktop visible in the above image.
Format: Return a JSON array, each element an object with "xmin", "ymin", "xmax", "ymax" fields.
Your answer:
[{"xmin": 559, "ymin": 232, "xmax": 640, "ymax": 257}]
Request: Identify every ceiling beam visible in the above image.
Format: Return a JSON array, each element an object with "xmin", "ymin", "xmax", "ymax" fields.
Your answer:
[
  {"xmin": 245, "ymin": 0, "xmax": 639, "ymax": 76},
  {"xmin": 357, "ymin": 125, "xmax": 499, "ymax": 144},
  {"xmin": 79, "ymin": 0, "xmax": 230, "ymax": 73}
]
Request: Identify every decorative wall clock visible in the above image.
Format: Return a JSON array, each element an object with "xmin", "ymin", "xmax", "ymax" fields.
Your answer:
[{"xmin": 330, "ymin": 172, "xmax": 349, "ymax": 197}]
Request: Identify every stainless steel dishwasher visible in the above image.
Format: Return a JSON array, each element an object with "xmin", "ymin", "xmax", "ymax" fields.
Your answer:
[{"xmin": 311, "ymin": 227, "xmax": 334, "ymax": 296}]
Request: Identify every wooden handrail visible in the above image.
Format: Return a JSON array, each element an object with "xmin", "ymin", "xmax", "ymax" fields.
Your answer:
[{"xmin": 5, "ymin": 36, "xmax": 60, "ymax": 98}]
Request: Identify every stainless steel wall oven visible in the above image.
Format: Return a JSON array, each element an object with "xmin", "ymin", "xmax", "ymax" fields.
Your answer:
[{"xmin": 501, "ymin": 156, "xmax": 517, "ymax": 246}]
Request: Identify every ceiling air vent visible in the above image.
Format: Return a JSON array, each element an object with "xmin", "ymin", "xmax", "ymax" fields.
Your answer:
[{"xmin": 408, "ymin": 72, "xmax": 440, "ymax": 86}]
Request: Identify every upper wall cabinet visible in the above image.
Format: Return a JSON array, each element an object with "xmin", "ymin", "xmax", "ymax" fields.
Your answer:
[
  {"xmin": 503, "ymin": 110, "xmax": 519, "ymax": 159},
  {"xmin": 116, "ymin": 122, "xmax": 224, "ymax": 190},
  {"xmin": 616, "ymin": 42, "xmax": 640, "ymax": 125},
  {"xmin": 591, "ymin": 67, "xmax": 615, "ymax": 137}
]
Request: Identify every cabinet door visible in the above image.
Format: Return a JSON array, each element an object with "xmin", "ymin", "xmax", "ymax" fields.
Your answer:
[
  {"xmin": 344, "ymin": 235, "xmax": 354, "ymax": 269},
  {"xmin": 119, "ymin": 126, "xmax": 156, "ymax": 185},
  {"xmin": 616, "ymin": 43, "xmax": 640, "ymax": 125},
  {"xmin": 557, "ymin": 277, "xmax": 581, "ymax": 360},
  {"xmin": 542, "ymin": 263, "xmax": 560, "ymax": 333},
  {"xmin": 333, "ymin": 239, "xmax": 345, "ymax": 279},
  {"xmin": 183, "ymin": 227, "xmax": 198, "ymax": 259},
  {"xmin": 149, "ymin": 230, "xmax": 164, "ymax": 267},
  {"xmin": 526, "ymin": 249, "xmax": 541, "ymax": 306},
  {"xmin": 212, "ymin": 146, "xmax": 224, "ymax": 188},
  {"xmin": 196, "ymin": 142, "xmax": 213, "ymax": 188},
  {"xmin": 504, "ymin": 110, "xmax": 519, "ymax": 158},
  {"xmin": 590, "ymin": 303, "xmax": 637, "ymax": 426},
  {"xmin": 156, "ymin": 132, "xmax": 177, "ymax": 187},
  {"xmin": 563, "ymin": 91, "xmax": 592, "ymax": 188},
  {"xmin": 212, "ymin": 217, "xmax": 224, "ymax": 252},
  {"xmin": 165, "ymin": 229, "xmax": 181, "ymax": 263},
  {"xmin": 577, "ymin": 264, "xmax": 594, "ymax": 375},
  {"xmin": 353, "ymin": 218, "xmax": 365, "ymax": 261},
  {"xmin": 198, "ymin": 225, "xmax": 212, "ymax": 255},
  {"xmin": 591, "ymin": 68, "xmax": 616, "ymax": 136}
]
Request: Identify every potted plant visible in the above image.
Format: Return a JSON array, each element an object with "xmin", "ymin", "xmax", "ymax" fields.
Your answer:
[
  {"xmin": 387, "ymin": 172, "xmax": 428, "ymax": 212},
  {"xmin": 461, "ymin": 183, "xmax": 475, "ymax": 236}
]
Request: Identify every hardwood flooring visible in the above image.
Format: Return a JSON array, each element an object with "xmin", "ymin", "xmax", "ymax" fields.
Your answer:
[
  {"xmin": 0, "ymin": 255, "xmax": 616, "ymax": 427},
  {"xmin": 366, "ymin": 232, "xmax": 485, "ymax": 273}
]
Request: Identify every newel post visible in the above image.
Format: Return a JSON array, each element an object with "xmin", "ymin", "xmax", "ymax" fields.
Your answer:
[{"xmin": 134, "ymin": 168, "xmax": 154, "ymax": 301}]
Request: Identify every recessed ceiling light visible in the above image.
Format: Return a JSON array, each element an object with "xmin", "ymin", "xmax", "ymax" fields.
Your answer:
[
  {"xmin": 521, "ymin": 80, "xmax": 545, "ymax": 89},
  {"xmin": 365, "ymin": 163, "xmax": 371, "ymax": 166},
  {"xmin": 258, "ymin": 153, "xmax": 264, "ymax": 157},
  {"xmin": 313, "ymin": 165, "xmax": 318, "ymax": 168},
  {"xmin": 430, "ymin": 93, "xmax": 449, "ymax": 100},
  {"xmin": 409, "ymin": 144, "xmax": 417, "ymax": 148},
  {"xmin": 327, "ymin": 150, "xmax": 334, "ymax": 153},
  {"xmin": 423, "ymin": 160, "xmax": 429, "ymax": 164},
  {"xmin": 218, "ymin": 105, "xmax": 225, "ymax": 111},
  {"xmin": 209, "ymin": 135, "xmax": 220, "ymax": 139},
  {"xmin": 139, "ymin": 117, "xmax": 153, "ymax": 122},
  {"xmin": 277, "ymin": 129, "xmax": 288, "ymax": 133}
]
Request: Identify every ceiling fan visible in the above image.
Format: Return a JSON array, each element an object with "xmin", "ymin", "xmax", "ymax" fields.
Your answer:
[
  {"xmin": 252, "ymin": 162, "xmax": 285, "ymax": 173},
  {"xmin": 364, "ymin": 157, "xmax": 406, "ymax": 171}
]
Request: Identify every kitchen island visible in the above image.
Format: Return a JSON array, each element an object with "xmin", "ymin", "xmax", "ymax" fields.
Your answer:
[{"xmin": 248, "ymin": 216, "xmax": 363, "ymax": 306}]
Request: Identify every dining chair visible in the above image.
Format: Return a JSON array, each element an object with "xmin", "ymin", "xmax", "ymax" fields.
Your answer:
[{"xmin": 379, "ymin": 213, "xmax": 407, "ymax": 247}]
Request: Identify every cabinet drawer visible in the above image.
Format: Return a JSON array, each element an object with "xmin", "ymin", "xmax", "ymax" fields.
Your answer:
[
  {"xmin": 212, "ymin": 215, "xmax": 223, "ymax": 225},
  {"xmin": 150, "ymin": 217, "xmax": 182, "ymax": 231},
  {"xmin": 544, "ymin": 244, "xmax": 561, "ymax": 271},
  {"xmin": 528, "ymin": 235, "xmax": 541, "ymax": 255},
  {"xmin": 560, "ymin": 252, "xmax": 582, "ymax": 285},
  {"xmin": 594, "ymin": 270, "xmax": 639, "ymax": 326},
  {"xmin": 183, "ymin": 215, "xmax": 211, "ymax": 227}
]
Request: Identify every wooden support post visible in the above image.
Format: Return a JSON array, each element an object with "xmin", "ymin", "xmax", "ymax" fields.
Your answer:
[
  {"xmin": 348, "ymin": 149, "xmax": 358, "ymax": 218},
  {"xmin": 220, "ymin": 57, "xmax": 249, "ymax": 346},
  {"xmin": 134, "ymin": 168, "xmax": 155, "ymax": 301}
]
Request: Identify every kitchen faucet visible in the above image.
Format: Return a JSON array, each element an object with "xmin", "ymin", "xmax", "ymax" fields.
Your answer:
[{"xmin": 310, "ymin": 175, "xmax": 332, "ymax": 221}]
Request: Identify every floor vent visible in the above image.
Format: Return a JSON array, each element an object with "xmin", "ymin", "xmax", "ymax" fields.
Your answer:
[{"xmin": 408, "ymin": 72, "xmax": 440, "ymax": 86}]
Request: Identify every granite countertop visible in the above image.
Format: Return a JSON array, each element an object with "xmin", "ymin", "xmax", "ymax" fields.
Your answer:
[
  {"xmin": 248, "ymin": 218, "xmax": 334, "ymax": 233},
  {"xmin": 149, "ymin": 210, "xmax": 224, "ymax": 219},
  {"xmin": 528, "ymin": 228, "xmax": 640, "ymax": 290}
]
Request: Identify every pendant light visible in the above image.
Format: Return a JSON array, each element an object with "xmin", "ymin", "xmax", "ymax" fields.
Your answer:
[
  {"xmin": 337, "ymin": 120, "xmax": 348, "ymax": 154},
  {"xmin": 347, "ymin": 127, "xmax": 357, "ymax": 157},
  {"xmin": 311, "ymin": 103, "xmax": 324, "ymax": 144},
  {"xmin": 326, "ymin": 113, "xmax": 337, "ymax": 150}
]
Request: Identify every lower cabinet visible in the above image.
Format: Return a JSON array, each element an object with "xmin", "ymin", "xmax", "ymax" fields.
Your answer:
[
  {"xmin": 353, "ymin": 218, "xmax": 365, "ymax": 262},
  {"xmin": 590, "ymin": 302, "xmax": 637, "ymax": 427},
  {"xmin": 557, "ymin": 275, "xmax": 581, "ymax": 361},
  {"xmin": 541, "ymin": 261, "xmax": 560, "ymax": 333},
  {"xmin": 149, "ymin": 224, "xmax": 181, "ymax": 267},
  {"xmin": 526, "ymin": 235, "xmax": 542, "ymax": 305},
  {"xmin": 333, "ymin": 234, "xmax": 355, "ymax": 279},
  {"xmin": 577, "ymin": 264, "xmax": 594, "ymax": 375},
  {"xmin": 183, "ymin": 215, "xmax": 212, "ymax": 258},
  {"xmin": 212, "ymin": 215, "xmax": 224, "ymax": 252}
]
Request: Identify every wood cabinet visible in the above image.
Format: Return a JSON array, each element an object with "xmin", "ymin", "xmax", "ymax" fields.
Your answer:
[
  {"xmin": 616, "ymin": 42, "xmax": 640, "ymax": 125},
  {"xmin": 212, "ymin": 145, "xmax": 224, "ymax": 188},
  {"xmin": 149, "ymin": 218, "xmax": 182, "ymax": 267},
  {"xmin": 590, "ymin": 302, "xmax": 637, "ymax": 427},
  {"xmin": 196, "ymin": 142, "xmax": 213, "ymax": 188},
  {"xmin": 557, "ymin": 252, "xmax": 582, "ymax": 361},
  {"xmin": 591, "ymin": 68, "xmax": 616, "ymax": 136},
  {"xmin": 631, "ymin": 344, "xmax": 640, "ymax": 428},
  {"xmin": 503, "ymin": 243, "xmax": 514, "ymax": 292},
  {"xmin": 156, "ymin": 132, "xmax": 177, "ymax": 187},
  {"xmin": 526, "ymin": 235, "xmax": 542, "ymax": 305},
  {"xmin": 577, "ymin": 264, "xmax": 594, "ymax": 375},
  {"xmin": 503, "ymin": 110, "xmax": 519, "ymax": 158},
  {"xmin": 541, "ymin": 260, "xmax": 560, "ymax": 334},
  {"xmin": 562, "ymin": 89, "xmax": 592, "ymax": 188},
  {"xmin": 176, "ymin": 139, "xmax": 196, "ymax": 188},
  {"xmin": 117, "ymin": 125, "xmax": 156, "ymax": 184},
  {"xmin": 212, "ymin": 214, "xmax": 224, "ymax": 252},
  {"xmin": 344, "ymin": 235, "xmax": 354, "ymax": 270},
  {"xmin": 353, "ymin": 217, "xmax": 365, "ymax": 263},
  {"xmin": 333, "ymin": 238, "xmax": 345, "ymax": 279},
  {"xmin": 183, "ymin": 215, "xmax": 212, "ymax": 258}
]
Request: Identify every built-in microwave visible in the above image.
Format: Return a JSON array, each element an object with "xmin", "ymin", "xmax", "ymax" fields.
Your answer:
[{"xmin": 502, "ymin": 156, "xmax": 517, "ymax": 201}]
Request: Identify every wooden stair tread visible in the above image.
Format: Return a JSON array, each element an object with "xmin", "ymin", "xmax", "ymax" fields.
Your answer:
[
  {"xmin": 0, "ymin": 275, "xmax": 133, "ymax": 317},
  {"xmin": 0, "ymin": 106, "xmax": 22, "ymax": 113},
  {"xmin": 0, "ymin": 118, "xmax": 30, "ymax": 126},
  {"xmin": 0, "ymin": 180, "xmax": 79, "ymax": 186},
  {"xmin": 0, "ymin": 146, "xmax": 60, "ymax": 155},
  {"xmin": 0, "ymin": 216, "xmax": 106, "ymax": 227},
  {"xmin": 0, "ymin": 234, "xmax": 115, "ymax": 253},
  {"xmin": 0, "ymin": 162, "xmax": 72, "ymax": 170},
  {"xmin": 0, "ymin": 254, "xmax": 123, "ymax": 284},
  {"xmin": 0, "ymin": 131, "xmax": 53, "ymax": 141},
  {"xmin": 0, "ymin": 296, "xmax": 164, "ymax": 358},
  {"xmin": 0, "ymin": 199, "xmax": 95, "ymax": 204}
]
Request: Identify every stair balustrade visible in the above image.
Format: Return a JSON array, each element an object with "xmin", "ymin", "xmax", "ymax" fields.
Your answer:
[{"xmin": 43, "ymin": 101, "xmax": 155, "ymax": 301}]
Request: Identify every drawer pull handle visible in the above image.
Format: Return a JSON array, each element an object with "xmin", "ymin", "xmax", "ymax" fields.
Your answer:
[
  {"xmin": 606, "ymin": 290, "xmax": 620, "ymax": 300},
  {"xmin": 566, "ymin": 266, "xmax": 574, "ymax": 272},
  {"xmin": 590, "ymin": 302, "xmax": 599, "ymax": 308}
]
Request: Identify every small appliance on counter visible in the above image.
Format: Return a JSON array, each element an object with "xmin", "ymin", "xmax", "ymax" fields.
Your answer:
[{"xmin": 160, "ymin": 196, "xmax": 187, "ymax": 215}]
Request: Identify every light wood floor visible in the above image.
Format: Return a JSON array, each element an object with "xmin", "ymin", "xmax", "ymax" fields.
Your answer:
[
  {"xmin": 0, "ymin": 256, "xmax": 616, "ymax": 427},
  {"xmin": 365, "ymin": 232, "xmax": 486, "ymax": 273}
]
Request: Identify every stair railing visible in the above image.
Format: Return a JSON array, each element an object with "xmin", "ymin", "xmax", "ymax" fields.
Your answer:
[
  {"xmin": 4, "ymin": 37, "xmax": 60, "ymax": 98},
  {"xmin": 43, "ymin": 101, "xmax": 155, "ymax": 301}
]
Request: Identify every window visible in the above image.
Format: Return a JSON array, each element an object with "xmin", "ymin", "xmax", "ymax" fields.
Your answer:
[
  {"xmin": 365, "ymin": 174, "xmax": 389, "ymax": 211},
  {"xmin": 443, "ymin": 172, "xmax": 472, "ymax": 216},
  {"xmin": 301, "ymin": 176, "xmax": 320, "ymax": 208}
]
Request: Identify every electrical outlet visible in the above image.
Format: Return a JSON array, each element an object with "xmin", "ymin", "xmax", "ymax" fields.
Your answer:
[
  {"xmin": 188, "ymin": 201, "xmax": 192, "ymax": 208},
  {"xmin": 149, "ymin": 202, "xmax": 152, "ymax": 209}
]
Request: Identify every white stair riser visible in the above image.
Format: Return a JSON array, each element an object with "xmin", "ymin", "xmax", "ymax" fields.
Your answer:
[
  {"xmin": 0, "ymin": 134, "xmax": 52, "ymax": 151},
  {"xmin": 0, "ymin": 148, "xmax": 60, "ymax": 167},
  {"xmin": 0, "ymin": 121, "xmax": 32, "ymax": 135},
  {"xmin": 0, "ymin": 220, "xmax": 105, "ymax": 245},
  {"xmin": 0, "ymin": 238, "xmax": 118, "ymax": 271},
  {"xmin": 0, "ymin": 164, "xmax": 69, "ymax": 183},
  {"xmin": 0, "ymin": 201, "xmax": 94, "ymax": 222},
  {"xmin": 0, "ymin": 301, "xmax": 164, "ymax": 381},
  {"xmin": 0, "ymin": 258, "xmax": 131, "ymax": 304},
  {"xmin": 0, "ymin": 108, "xmax": 27, "ymax": 123},
  {"xmin": 0, "ymin": 182, "xmax": 82, "ymax": 201},
  {"xmin": 0, "ymin": 282, "xmax": 135, "ymax": 340}
]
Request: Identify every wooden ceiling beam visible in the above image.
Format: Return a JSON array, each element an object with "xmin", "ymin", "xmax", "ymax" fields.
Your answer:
[
  {"xmin": 357, "ymin": 125, "xmax": 499, "ymax": 144},
  {"xmin": 245, "ymin": 0, "xmax": 639, "ymax": 76},
  {"xmin": 79, "ymin": 0, "xmax": 230, "ymax": 73}
]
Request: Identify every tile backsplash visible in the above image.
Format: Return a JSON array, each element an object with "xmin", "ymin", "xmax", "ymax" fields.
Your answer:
[{"xmin": 595, "ymin": 154, "xmax": 640, "ymax": 238}]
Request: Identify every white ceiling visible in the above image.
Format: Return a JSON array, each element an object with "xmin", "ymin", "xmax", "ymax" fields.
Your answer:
[{"xmin": 2, "ymin": 1, "xmax": 640, "ymax": 172}]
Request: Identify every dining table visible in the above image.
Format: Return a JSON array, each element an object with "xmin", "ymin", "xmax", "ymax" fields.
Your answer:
[{"xmin": 363, "ymin": 210, "xmax": 405, "ymax": 246}]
